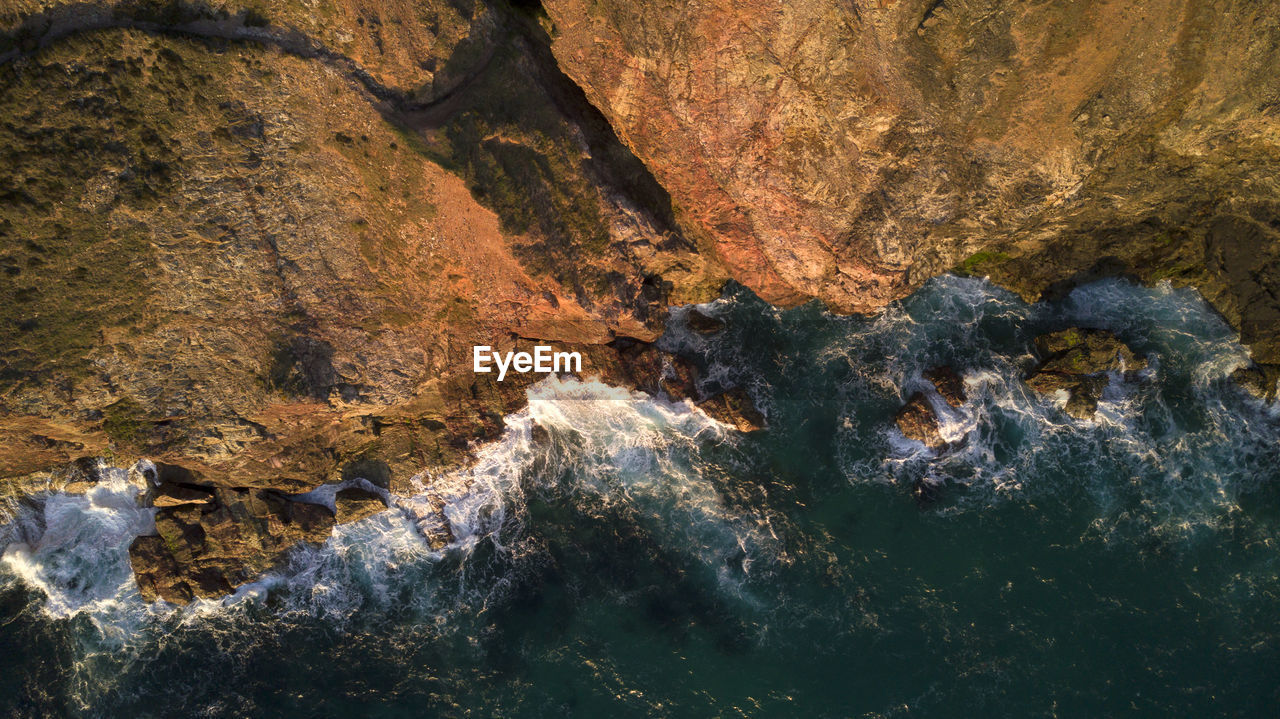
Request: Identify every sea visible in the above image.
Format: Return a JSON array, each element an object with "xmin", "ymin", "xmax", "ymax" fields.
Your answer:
[{"xmin": 2, "ymin": 275, "xmax": 1278, "ymax": 717}]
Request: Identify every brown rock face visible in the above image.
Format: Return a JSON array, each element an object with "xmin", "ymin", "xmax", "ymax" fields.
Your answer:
[
  {"xmin": 152, "ymin": 482, "xmax": 215, "ymax": 508},
  {"xmin": 543, "ymin": 0, "xmax": 1280, "ymax": 355},
  {"xmin": 924, "ymin": 367, "xmax": 966, "ymax": 408},
  {"xmin": 334, "ymin": 486, "xmax": 387, "ymax": 524},
  {"xmin": 1025, "ymin": 328, "xmax": 1145, "ymax": 419},
  {"xmin": 0, "ymin": 0, "xmax": 717, "ymax": 509},
  {"xmin": 130, "ymin": 488, "xmax": 335, "ymax": 603},
  {"xmin": 895, "ymin": 392, "xmax": 946, "ymax": 451},
  {"xmin": 697, "ymin": 388, "xmax": 766, "ymax": 433}
]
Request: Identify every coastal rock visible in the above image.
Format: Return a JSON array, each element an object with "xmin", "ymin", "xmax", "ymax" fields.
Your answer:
[
  {"xmin": 1230, "ymin": 364, "xmax": 1279, "ymax": 401},
  {"xmin": 543, "ymin": 0, "xmax": 1280, "ymax": 361},
  {"xmin": 151, "ymin": 482, "xmax": 215, "ymax": 508},
  {"xmin": 924, "ymin": 367, "xmax": 966, "ymax": 408},
  {"xmin": 895, "ymin": 393, "xmax": 947, "ymax": 452},
  {"xmin": 686, "ymin": 308, "xmax": 725, "ymax": 335},
  {"xmin": 697, "ymin": 388, "xmax": 766, "ymax": 433},
  {"xmin": 61, "ymin": 457, "xmax": 103, "ymax": 494},
  {"xmin": 607, "ymin": 340, "xmax": 764, "ymax": 431},
  {"xmin": 1025, "ymin": 328, "xmax": 1145, "ymax": 419},
  {"xmin": 0, "ymin": 6, "xmax": 718, "ymax": 602},
  {"xmin": 398, "ymin": 485, "xmax": 466, "ymax": 551},
  {"xmin": 1034, "ymin": 329, "xmax": 1147, "ymax": 375},
  {"xmin": 335, "ymin": 487, "xmax": 387, "ymax": 524},
  {"xmin": 129, "ymin": 488, "xmax": 335, "ymax": 603}
]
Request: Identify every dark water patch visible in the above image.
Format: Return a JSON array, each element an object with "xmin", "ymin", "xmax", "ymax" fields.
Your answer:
[{"xmin": 3, "ymin": 276, "xmax": 1280, "ymax": 716}]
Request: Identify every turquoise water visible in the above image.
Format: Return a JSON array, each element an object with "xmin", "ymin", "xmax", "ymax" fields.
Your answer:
[{"xmin": 2, "ymin": 276, "xmax": 1279, "ymax": 717}]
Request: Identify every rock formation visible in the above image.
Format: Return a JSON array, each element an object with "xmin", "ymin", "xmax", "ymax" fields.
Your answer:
[
  {"xmin": 1, "ymin": 0, "xmax": 1276, "ymax": 600},
  {"xmin": 1025, "ymin": 328, "xmax": 1147, "ymax": 419},
  {"xmin": 924, "ymin": 366, "xmax": 965, "ymax": 408},
  {"xmin": 130, "ymin": 486, "xmax": 335, "ymax": 603},
  {"xmin": 541, "ymin": 0, "xmax": 1280, "ymax": 363},
  {"xmin": 896, "ymin": 392, "xmax": 948, "ymax": 452},
  {"xmin": 895, "ymin": 366, "xmax": 966, "ymax": 452}
]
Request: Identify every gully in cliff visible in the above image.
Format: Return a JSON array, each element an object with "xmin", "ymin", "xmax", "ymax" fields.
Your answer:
[{"xmin": 473, "ymin": 345, "xmax": 583, "ymax": 382}]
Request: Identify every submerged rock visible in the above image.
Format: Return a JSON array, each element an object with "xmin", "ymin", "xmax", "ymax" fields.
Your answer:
[
  {"xmin": 912, "ymin": 476, "xmax": 944, "ymax": 507},
  {"xmin": 686, "ymin": 308, "xmax": 725, "ymax": 334},
  {"xmin": 1025, "ymin": 328, "xmax": 1146, "ymax": 419},
  {"xmin": 398, "ymin": 491, "xmax": 460, "ymax": 551},
  {"xmin": 335, "ymin": 487, "xmax": 387, "ymax": 524}
]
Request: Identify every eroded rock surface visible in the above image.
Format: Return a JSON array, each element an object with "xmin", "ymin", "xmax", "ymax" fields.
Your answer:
[
  {"xmin": 130, "ymin": 487, "xmax": 335, "ymax": 603},
  {"xmin": 895, "ymin": 368, "xmax": 967, "ymax": 452},
  {"xmin": 603, "ymin": 341, "xmax": 765, "ymax": 431},
  {"xmin": 896, "ymin": 392, "xmax": 947, "ymax": 452},
  {"xmin": 1025, "ymin": 328, "xmax": 1146, "ymax": 419},
  {"xmin": 543, "ymin": 0, "xmax": 1280, "ymax": 363},
  {"xmin": 335, "ymin": 486, "xmax": 387, "ymax": 524},
  {"xmin": 924, "ymin": 367, "xmax": 966, "ymax": 408}
]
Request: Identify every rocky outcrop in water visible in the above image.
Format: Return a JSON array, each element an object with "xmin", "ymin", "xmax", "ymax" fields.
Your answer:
[
  {"xmin": 1025, "ymin": 328, "xmax": 1147, "ymax": 419},
  {"xmin": 334, "ymin": 486, "xmax": 388, "ymax": 524},
  {"xmin": 1231, "ymin": 363, "xmax": 1280, "ymax": 402},
  {"xmin": 130, "ymin": 486, "xmax": 335, "ymax": 603},
  {"xmin": 924, "ymin": 367, "xmax": 965, "ymax": 408},
  {"xmin": 896, "ymin": 393, "xmax": 948, "ymax": 452},
  {"xmin": 895, "ymin": 366, "xmax": 966, "ymax": 452}
]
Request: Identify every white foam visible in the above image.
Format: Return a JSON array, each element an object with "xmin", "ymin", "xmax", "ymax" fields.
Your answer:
[{"xmin": 0, "ymin": 470, "xmax": 154, "ymax": 632}]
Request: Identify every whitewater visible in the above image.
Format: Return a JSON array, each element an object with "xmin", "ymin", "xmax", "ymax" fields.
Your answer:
[{"xmin": 2, "ymin": 276, "xmax": 1278, "ymax": 717}]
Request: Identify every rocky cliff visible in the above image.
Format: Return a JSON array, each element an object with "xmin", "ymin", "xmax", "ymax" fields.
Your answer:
[
  {"xmin": 2, "ymin": 0, "xmax": 1277, "ymax": 601},
  {"xmin": 0, "ymin": 0, "xmax": 731, "ymax": 600},
  {"xmin": 542, "ymin": 0, "xmax": 1280, "ymax": 360}
]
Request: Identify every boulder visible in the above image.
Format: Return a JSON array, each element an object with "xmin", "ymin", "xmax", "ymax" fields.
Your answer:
[
  {"xmin": 1230, "ymin": 363, "xmax": 1279, "ymax": 401},
  {"xmin": 335, "ymin": 487, "xmax": 387, "ymax": 524},
  {"xmin": 398, "ymin": 493, "xmax": 459, "ymax": 550},
  {"xmin": 698, "ymin": 388, "xmax": 766, "ymax": 432},
  {"xmin": 1025, "ymin": 329, "xmax": 1145, "ymax": 419},
  {"xmin": 895, "ymin": 392, "xmax": 947, "ymax": 452},
  {"xmin": 129, "ymin": 487, "xmax": 335, "ymax": 604},
  {"xmin": 1034, "ymin": 328, "xmax": 1147, "ymax": 375},
  {"xmin": 924, "ymin": 367, "xmax": 966, "ymax": 407}
]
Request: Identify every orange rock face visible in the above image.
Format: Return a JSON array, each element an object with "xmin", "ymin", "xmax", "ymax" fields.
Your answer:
[{"xmin": 543, "ymin": 0, "xmax": 1280, "ymax": 320}]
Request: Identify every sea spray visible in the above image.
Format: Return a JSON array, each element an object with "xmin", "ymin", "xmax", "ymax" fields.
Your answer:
[
  {"xmin": 0, "ymin": 377, "xmax": 772, "ymax": 625},
  {"xmin": 1, "ymin": 277, "xmax": 1278, "ymax": 716}
]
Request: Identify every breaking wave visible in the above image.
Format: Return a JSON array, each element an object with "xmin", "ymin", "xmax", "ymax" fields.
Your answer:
[{"xmin": 2, "ymin": 276, "xmax": 1278, "ymax": 716}]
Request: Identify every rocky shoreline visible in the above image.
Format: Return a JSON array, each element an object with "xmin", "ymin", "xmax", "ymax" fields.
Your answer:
[{"xmin": 3, "ymin": 0, "xmax": 1278, "ymax": 603}]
